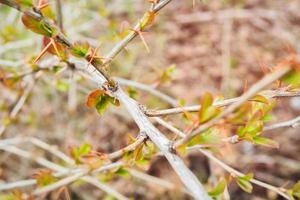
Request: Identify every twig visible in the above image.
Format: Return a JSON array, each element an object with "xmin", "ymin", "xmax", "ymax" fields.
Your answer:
[
  {"xmin": 175, "ymin": 64, "xmax": 293, "ymax": 146},
  {"xmin": 115, "ymin": 77, "xmax": 177, "ymax": 107},
  {"xmin": 108, "ymin": 133, "xmax": 147, "ymax": 160},
  {"xmin": 0, "ymin": 75, "xmax": 40, "ymax": 136},
  {"xmin": 153, "ymin": 117, "xmax": 186, "ymax": 138},
  {"xmin": 264, "ymin": 116, "xmax": 300, "ymax": 131},
  {"xmin": 55, "ymin": 0, "xmax": 63, "ymax": 30},
  {"xmin": 128, "ymin": 169, "xmax": 190, "ymax": 194},
  {"xmin": 187, "ymin": 147, "xmax": 290, "ymax": 199},
  {"xmin": 145, "ymin": 90, "xmax": 300, "ymax": 117},
  {"xmin": 103, "ymin": 0, "xmax": 173, "ymax": 68},
  {"xmin": 82, "ymin": 176, "xmax": 129, "ymax": 200}
]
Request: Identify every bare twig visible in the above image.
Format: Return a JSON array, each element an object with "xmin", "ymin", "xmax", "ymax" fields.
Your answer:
[
  {"xmin": 55, "ymin": 0, "xmax": 63, "ymax": 30},
  {"xmin": 82, "ymin": 176, "xmax": 129, "ymax": 200},
  {"xmin": 264, "ymin": 116, "xmax": 300, "ymax": 131},
  {"xmin": 115, "ymin": 77, "xmax": 177, "ymax": 106}
]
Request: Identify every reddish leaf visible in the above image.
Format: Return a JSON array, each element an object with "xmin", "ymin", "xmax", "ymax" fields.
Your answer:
[{"xmin": 86, "ymin": 89, "xmax": 105, "ymax": 108}]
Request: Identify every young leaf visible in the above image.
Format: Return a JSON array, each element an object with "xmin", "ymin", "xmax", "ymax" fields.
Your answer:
[
  {"xmin": 39, "ymin": 1, "xmax": 56, "ymax": 20},
  {"xmin": 236, "ymin": 173, "xmax": 253, "ymax": 193},
  {"xmin": 33, "ymin": 169, "xmax": 57, "ymax": 187},
  {"xmin": 70, "ymin": 143, "xmax": 92, "ymax": 164},
  {"xmin": 86, "ymin": 89, "xmax": 120, "ymax": 115},
  {"xmin": 208, "ymin": 179, "xmax": 226, "ymax": 197},
  {"xmin": 198, "ymin": 92, "xmax": 221, "ymax": 123},
  {"xmin": 289, "ymin": 181, "xmax": 300, "ymax": 199},
  {"xmin": 115, "ymin": 167, "xmax": 130, "ymax": 177},
  {"xmin": 139, "ymin": 11, "xmax": 156, "ymax": 29},
  {"xmin": 249, "ymin": 94, "xmax": 269, "ymax": 104},
  {"xmin": 80, "ymin": 152, "xmax": 108, "ymax": 170},
  {"xmin": 71, "ymin": 42, "xmax": 90, "ymax": 58},
  {"xmin": 160, "ymin": 64, "xmax": 176, "ymax": 83},
  {"xmin": 252, "ymin": 136, "xmax": 279, "ymax": 148},
  {"xmin": 21, "ymin": 14, "xmax": 54, "ymax": 37}
]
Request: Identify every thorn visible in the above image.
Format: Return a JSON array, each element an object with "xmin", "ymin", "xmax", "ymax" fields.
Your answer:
[
  {"xmin": 130, "ymin": 28, "xmax": 150, "ymax": 53},
  {"xmin": 50, "ymin": 38, "xmax": 61, "ymax": 57},
  {"xmin": 33, "ymin": 41, "xmax": 52, "ymax": 64}
]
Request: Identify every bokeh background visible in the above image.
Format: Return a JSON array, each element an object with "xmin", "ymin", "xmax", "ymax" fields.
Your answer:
[{"xmin": 0, "ymin": 0, "xmax": 300, "ymax": 199}]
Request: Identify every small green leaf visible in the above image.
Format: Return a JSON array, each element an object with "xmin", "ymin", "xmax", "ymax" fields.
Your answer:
[
  {"xmin": 252, "ymin": 136, "xmax": 279, "ymax": 148},
  {"xmin": 250, "ymin": 94, "xmax": 269, "ymax": 104},
  {"xmin": 236, "ymin": 174, "xmax": 253, "ymax": 193},
  {"xmin": 115, "ymin": 167, "xmax": 130, "ymax": 177},
  {"xmin": 160, "ymin": 64, "xmax": 176, "ymax": 83},
  {"xmin": 199, "ymin": 92, "xmax": 221, "ymax": 123},
  {"xmin": 134, "ymin": 143, "xmax": 144, "ymax": 161},
  {"xmin": 208, "ymin": 179, "xmax": 226, "ymax": 197},
  {"xmin": 139, "ymin": 11, "xmax": 156, "ymax": 29},
  {"xmin": 33, "ymin": 169, "xmax": 57, "ymax": 187},
  {"xmin": 71, "ymin": 42, "xmax": 90, "ymax": 58},
  {"xmin": 71, "ymin": 143, "xmax": 92, "ymax": 164},
  {"xmin": 290, "ymin": 181, "xmax": 300, "ymax": 199}
]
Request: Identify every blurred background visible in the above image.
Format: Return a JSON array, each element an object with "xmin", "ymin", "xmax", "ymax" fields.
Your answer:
[{"xmin": 0, "ymin": 0, "xmax": 300, "ymax": 199}]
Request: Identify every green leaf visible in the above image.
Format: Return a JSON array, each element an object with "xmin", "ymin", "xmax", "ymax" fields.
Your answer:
[
  {"xmin": 199, "ymin": 92, "xmax": 221, "ymax": 123},
  {"xmin": 139, "ymin": 11, "xmax": 156, "ymax": 29},
  {"xmin": 134, "ymin": 143, "xmax": 144, "ymax": 161},
  {"xmin": 291, "ymin": 181, "xmax": 300, "ymax": 198},
  {"xmin": 282, "ymin": 71, "xmax": 300, "ymax": 85},
  {"xmin": 252, "ymin": 136, "xmax": 279, "ymax": 148},
  {"xmin": 71, "ymin": 42, "xmax": 90, "ymax": 58},
  {"xmin": 16, "ymin": 0, "xmax": 33, "ymax": 6},
  {"xmin": 250, "ymin": 94, "xmax": 269, "ymax": 104},
  {"xmin": 160, "ymin": 64, "xmax": 176, "ymax": 83},
  {"xmin": 115, "ymin": 167, "xmax": 130, "ymax": 177},
  {"xmin": 86, "ymin": 89, "xmax": 120, "ymax": 115},
  {"xmin": 71, "ymin": 143, "xmax": 92, "ymax": 164},
  {"xmin": 236, "ymin": 174, "xmax": 253, "ymax": 193},
  {"xmin": 21, "ymin": 14, "xmax": 54, "ymax": 37},
  {"xmin": 208, "ymin": 179, "xmax": 226, "ymax": 197},
  {"xmin": 34, "ymin": 169, "xmax": 57, "ymax": 187}
]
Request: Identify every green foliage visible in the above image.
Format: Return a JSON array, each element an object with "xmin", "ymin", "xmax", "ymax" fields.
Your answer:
[
  {"xmin": 160, "ymin": 64, "xmax": 176, "ymax": 84},
  {"xmin": 71, "ymin": 42, "xmax": 90, "ymax": 58},
  {"xmin": 208, "ymin": 178, "xmax": 226, "ymax": 197},
  {"xmin": 236, "ymin": 173, "xmax": 253, "ymax": 193},
  {"xmin": 288, "ymin": 181, "xmax": 300, "ymax": 199},
  {"xmin": 198, "ymin": 92, "xmax": 221, "ymax": 123},
  {"xmin": 86, "ymin": 89, "xmax": 120, "ymax": 115},
  {"xmin": 139, "ymin": 11, "xmax": 156, "ymax": 29},
  {"xmin": 115, "ymin": 167, "xmax": 130, "ymax": 177},
  {"xmin": 70, "ymin": 143, "xmax": 92, "ymax": 164},
  {"xmin": 21, "ymin": 14, "xmax": 54, "ymax": 37},
  {"xmin": 282, "ymin": 70, "xmax": 300, "ymax": 86},
  {"xmin": 33, "ymin": 169, "xmax": 57, "ymax": 187}
]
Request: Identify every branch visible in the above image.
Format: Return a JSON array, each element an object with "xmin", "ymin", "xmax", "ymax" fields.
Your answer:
[
  {"xmin": 188, "ymin": 147, "xmax": 290, "ymax": 199},
  {"xmin": 102, "ymin": 0, "xmax": 173, "ymax": 68},
  {"xmin": 145, "ymin": 90, "xmax": 300, "ymax": 117},
  {"xmin": 175, "ymin": 64, "xmax": 293, "ymax": 146},
  {"xmin": 115, "ymin": 77, "xmax": 178, "ymax": 106},
  {"xmin": 55, "ymin": 0, "xmax": 63, "ymax": 30},
  {"xmin": 264, "ymin": 115, "xmax": 300, "ymax": 131}
]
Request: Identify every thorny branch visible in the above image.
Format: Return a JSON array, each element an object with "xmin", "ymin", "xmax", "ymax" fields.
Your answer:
[{"xmin": 0, "ymin": 1, "xmax": 212, "ymax": 199}]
